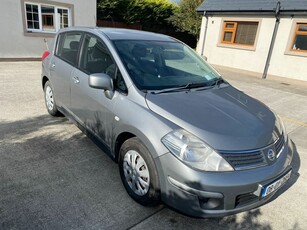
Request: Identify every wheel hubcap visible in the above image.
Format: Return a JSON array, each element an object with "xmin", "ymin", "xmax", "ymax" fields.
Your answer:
[
  {"xmin": 45, "ymin": 86, "xmax": 54, "ymax": 111},
  {"xmin": 123, "ymin": 150, "xmax": 150, "ymax": 196}
]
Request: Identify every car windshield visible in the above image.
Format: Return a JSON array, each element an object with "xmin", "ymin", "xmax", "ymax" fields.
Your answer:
[{"xmin": 113, "ymin": 40, "xmax": 221, "ymax": 91}]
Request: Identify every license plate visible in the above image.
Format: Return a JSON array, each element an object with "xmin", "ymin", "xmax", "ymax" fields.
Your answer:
[{"xmin": 261, "ymin": 170, "xmax": 292, "ymax": 197}]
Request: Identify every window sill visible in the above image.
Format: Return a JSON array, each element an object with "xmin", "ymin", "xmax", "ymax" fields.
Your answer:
[
  {"xmin": 217, "ymin": 43, "xmax": 256, "ymax": 51},
  {"xmin": 284, "ymin": 50, "xmax": 307, "ymax": 58},
  {"xmin": 24, "ymin": 31, "xmax": 56, "ymax": 37}
]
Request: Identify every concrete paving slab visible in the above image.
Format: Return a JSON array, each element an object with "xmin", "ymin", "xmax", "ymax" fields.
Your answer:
[
  {"xmin": 0, "ymin": 62, "xmax": 162, "ymax": 230},
  {"xmin": 0, "ymin": 62, "xmax": 307, "ymax": 229},
  {"xmin": 280, "ymin": 120, "xmax": 301, "ymax": 134},
  {"xmin": 289, "ymin": 126, "xmax": 307, "ymax": 148}
]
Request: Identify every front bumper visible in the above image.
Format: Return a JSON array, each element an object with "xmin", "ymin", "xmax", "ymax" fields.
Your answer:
[{"xmin": 155, "ymin": 139, "xmax": 294, "ymax": 218}]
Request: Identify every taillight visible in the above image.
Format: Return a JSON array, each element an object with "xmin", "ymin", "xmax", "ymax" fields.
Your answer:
[{"xmin": 42, "ymin": 51, "xmax": 50, "ymax": 61}]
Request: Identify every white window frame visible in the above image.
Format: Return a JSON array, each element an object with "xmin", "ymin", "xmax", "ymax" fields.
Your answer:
[
  {"xmin": 24, "ymin": 2, "xmax": 71, "ymax": 33},
  {"xmin": 57, "ymin": 8, "xmax": 71, "ymax": 30}
]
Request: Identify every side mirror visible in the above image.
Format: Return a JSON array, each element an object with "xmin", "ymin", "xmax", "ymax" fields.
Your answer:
[{"xmin": 88, "ymin": 73, "xmax": 114, "ymax": 99}]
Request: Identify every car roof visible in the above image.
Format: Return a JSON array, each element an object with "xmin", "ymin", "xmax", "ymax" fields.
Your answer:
[{"xmin": 58, "ymin": 27, "xmax": 175, "ymax": 42}]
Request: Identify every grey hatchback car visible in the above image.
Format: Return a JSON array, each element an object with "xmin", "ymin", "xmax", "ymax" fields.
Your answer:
[{"xmin": 42, "ymin": 27, "xmax": 293, "ymax": 217}]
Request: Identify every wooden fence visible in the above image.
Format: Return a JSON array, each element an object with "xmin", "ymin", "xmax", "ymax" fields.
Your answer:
[{"xmin": 97, "ymin": 20, "xmax": 142, "ymax": 30}]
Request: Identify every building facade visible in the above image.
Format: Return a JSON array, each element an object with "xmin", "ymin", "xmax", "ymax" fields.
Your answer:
[
  {"xmin": 0, "ymin": 0, "xmax": 96, "ymax": 59},
  {"xmin": 197, "ymin": 0, "xmax": 307, "ymax": 81}
]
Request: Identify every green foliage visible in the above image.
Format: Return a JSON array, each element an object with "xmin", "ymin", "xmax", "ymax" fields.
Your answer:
[
  {"xmin": 97, "ymin": 0, "xmax": 129, "ymax": 21},
  {"xmin": 96, "ymin": 0, "xmax": 199, "ymax": 47},
  {"xmin": 124, "ymin": 0, "xmax": 175, "ymax": 24},
  {"xmin": 97, "ymin": 0, "xmax": 176, "ymax": 26},
  {"xmin": 168, "ymin": 0, "xmax": 203, "ymax": 37}
]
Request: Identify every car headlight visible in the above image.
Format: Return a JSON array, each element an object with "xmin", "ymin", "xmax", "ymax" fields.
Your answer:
[
  {"xmin": 277, "ymin": 115, "xmax": 287, "ymax": 142},
  {"xmin": 161, "ymin": 129, "xmax": 234, "ymax": 172}
]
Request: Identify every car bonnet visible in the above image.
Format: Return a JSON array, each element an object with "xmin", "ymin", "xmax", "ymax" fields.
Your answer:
[{"xmin": 145, "ymin": 86, "xmax": 282, "ymax": 151}]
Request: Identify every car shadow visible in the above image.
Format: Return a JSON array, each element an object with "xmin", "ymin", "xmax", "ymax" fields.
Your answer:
[{"xmin": 0, "ymin": 114, "xmax": 161, "ymax": 229}]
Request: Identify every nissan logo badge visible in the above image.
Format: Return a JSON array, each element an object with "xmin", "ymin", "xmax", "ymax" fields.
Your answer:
[{"xmin": 267, "ymin": 149, "xmax": 276, "ymax": 161}]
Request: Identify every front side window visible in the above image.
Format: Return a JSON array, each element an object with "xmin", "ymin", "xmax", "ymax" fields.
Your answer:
[
  {"xmin": 222, "ymin": 21, "xmax": 259, "ymax": 46},
  {"xmin": 80, "ymin": 35, "xmax": 127, "ymax": 93},
  {"xmin": 113, "ymin": 40, "xmax": 220, "ymax": 91},
  {"xmin": 24, "ymin": 2, "xmax": 71, "ymax": 33},
  {"xmin": 291, "ymin": 23, "xmax": 307, "ymax": 52},
  {"xmin": 56, "ymin": 32, "xmax": 82, "ymax": 65},
  {"xmin": 80, "ymin": 35, "xmax": 113, "ymax": 74}
]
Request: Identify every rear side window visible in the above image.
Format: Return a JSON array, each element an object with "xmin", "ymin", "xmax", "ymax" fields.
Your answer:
[{"xmin": 55, "ymin": 32, "xmax": 82, "ymax": 66}]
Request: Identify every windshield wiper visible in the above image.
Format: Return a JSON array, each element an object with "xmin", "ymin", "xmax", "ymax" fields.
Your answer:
[
  {"xmin": 209, "ymin": 77, "xmax": 226, "ymax": 88},
  {"xmin": 151, "ymin": 82, "xmax": 210, "ymax": 95}
]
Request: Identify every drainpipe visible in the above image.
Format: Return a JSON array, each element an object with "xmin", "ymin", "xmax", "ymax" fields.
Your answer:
[
  {"xmin": 262, "ymin": 1, "xmax": 281, "ymax": 79},
  {"xmin": 201, "ymin": 11, "xmax": 208, "ymax": 57}
]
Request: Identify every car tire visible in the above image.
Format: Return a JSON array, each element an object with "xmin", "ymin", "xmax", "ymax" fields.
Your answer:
[
  {"xmin": 44, "ymin": 81, "xmax": 60, "ymax": 116},
  {"xmin": 119, "ymin": 137, "xmax": 160, "ymax": 206}
]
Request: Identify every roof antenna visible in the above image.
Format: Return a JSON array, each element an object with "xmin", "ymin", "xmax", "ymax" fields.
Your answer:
[{"xmin": 44, "ymin": 38, "xmax": 49, "ymax": 51}]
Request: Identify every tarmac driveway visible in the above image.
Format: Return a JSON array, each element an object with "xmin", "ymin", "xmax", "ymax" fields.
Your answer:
[{"xmin": 0, "ymin": 62, "xmax": 306, "ymax": 229}]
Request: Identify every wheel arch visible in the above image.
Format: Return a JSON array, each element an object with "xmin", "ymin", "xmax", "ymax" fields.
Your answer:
[
  {"xmin": 113, "ymin": 125, "xmax": 168, "ymax": 163},
  {"xmin": 42, "ymin": 76, "xmax": 49, "ymax": 89},
  {"xmin": 112, "ymin": 114, "xmax": 174, "ymax": 163},
  {"xmin": 114, "ymin": 132, "xmax": 135, "ymax": 163}
]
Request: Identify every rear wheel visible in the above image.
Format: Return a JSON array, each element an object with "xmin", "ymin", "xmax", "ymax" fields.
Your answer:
[
  {"xmin": 119, "ymin": 137, "xmax": 160, "ymax": 206},
  {"xmin": 44, "ymin": 81, "xmax": 60, "ymax": 116}
]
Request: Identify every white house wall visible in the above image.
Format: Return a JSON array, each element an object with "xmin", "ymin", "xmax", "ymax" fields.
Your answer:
[
  {"xmin": 269, "ymin": 18, "xmax": 307, "ymax": 81},
  {"xmin": 0, "ymin": 0, "xmax": 96, "ymax": 59},
  {"xmin": 197, "ymin": 15, "xmax": 307, "ymax": 81}
]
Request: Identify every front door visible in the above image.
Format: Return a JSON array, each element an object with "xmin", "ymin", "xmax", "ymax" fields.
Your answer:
[{"xmin": 70, "ymin": 33, "xmax": 127, "ymax": 147}]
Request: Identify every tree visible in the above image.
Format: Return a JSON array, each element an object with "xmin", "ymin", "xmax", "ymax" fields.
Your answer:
[
  {"xmin": 97, "ymin": 0, "xmax": 129, "ymax": 21},
  {"xmin": 124, "ymin": 0, "xmax": 175, "ymax": 25},
  {"xmin": 97, "ymin": 0, "xmax": 176, "ymax": 26},
  {"xmin": 168, "ymin": 0, "xmax": 203, "ymax": 37},
  {"xmin": 96, "ymin": 0, "xmax": 197, "ymax": 47}
]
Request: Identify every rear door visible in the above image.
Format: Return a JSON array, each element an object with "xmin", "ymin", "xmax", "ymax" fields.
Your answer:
[{"xmin": 50, "ymin": 31, "xmax": 83, "ymax": 109}]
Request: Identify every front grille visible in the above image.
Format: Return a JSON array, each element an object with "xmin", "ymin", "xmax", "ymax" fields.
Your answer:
[
  {"xmin": 219, "ymin": 133, "xmax": 285, "ymax": 170},
  {"xmin": 235, "ymin": 193, "xmax": 259, "ymax": 208},
  {"xmin": 220, "ymin": 150, "xmax": 267, "ymax": 170}
]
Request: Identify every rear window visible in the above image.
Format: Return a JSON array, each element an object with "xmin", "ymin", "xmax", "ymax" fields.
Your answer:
[{"xmin": 55, "ymin": 32, "xmax": 82, "ymax": 66}]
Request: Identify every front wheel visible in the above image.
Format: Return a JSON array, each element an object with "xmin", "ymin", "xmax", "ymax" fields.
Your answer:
[
  {"xmin": 44, "ymin": 81, "xmax": 60, "ymax": 116},
  {"xmin": 119, "ymin": 137, "xmax": 160, "ymax": 206}
]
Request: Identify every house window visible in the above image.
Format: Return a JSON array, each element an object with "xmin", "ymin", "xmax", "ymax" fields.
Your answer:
[
  {"xmin": 25, "ymin": 4, "xmax": 39, "ymax": 30},
  {"xmin": 58, "ymin": 8, "xmax": 69, "ymax": 28},
  {"xmin": 291, "ymin": 23, "xmax": 307, "ymax": 52},
  {"xmin": 24, "ymin": 2, "xmax": 71, "ymax": 33},
  {"xmin": 222, "ymin": 21, "xmax": 259, "ymax": 46},
  {"xmin": 41, "ymin": 5, "xmax": 55, "ymax": 32}
]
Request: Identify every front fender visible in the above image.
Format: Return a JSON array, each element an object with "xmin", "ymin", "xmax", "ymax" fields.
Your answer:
[{"xmin": 112, "ymin": 97, "xmax": 177, "ymax": 159}]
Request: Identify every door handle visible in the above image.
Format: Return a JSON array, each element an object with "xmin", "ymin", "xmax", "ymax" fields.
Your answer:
[
  {"xmin": 51, "ymin": 63, "xmax": 55, "ymax": 68},
  {"xmin": 72, "ymin": 76, "xmax": 80, "ymax": 84}
]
